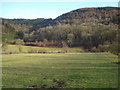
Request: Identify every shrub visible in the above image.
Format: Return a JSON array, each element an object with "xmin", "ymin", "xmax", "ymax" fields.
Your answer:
[
  {"xmin": 109, "ymin": 42, "xmax": 119, "ymax": 55},
  {"xmin": 90, "ymin": 47, "xmax": 100, "ymax": 52},
  {"xmin": 18, "ymin": 45, "xmax": 22, "ymax": 53},
  {"xmin": 61, "ymin": 41, "xmax": 69, "ymax": 48},
  {"xmin": 28, "ymin": 48, "xmax": 38, "ymax": 53},
  {"xmin": 2, "ymin": 43, "xmax": 8, "ymax": 52},
  {"xmin": 98, "ymin": 44, "xmax": 109, "ymax": 52},
  {"xmin": 38, "ymin": 49, "xmax": 47, "ymax": 53},
  {"xmin": 15, "ymin": 39, "xmax": 24, "ymax": 45}
]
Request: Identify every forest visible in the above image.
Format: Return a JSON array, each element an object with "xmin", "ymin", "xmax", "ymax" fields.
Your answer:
[{"xmin": 2, "ymin": 7, "xmax": 120, "ymax": 54}]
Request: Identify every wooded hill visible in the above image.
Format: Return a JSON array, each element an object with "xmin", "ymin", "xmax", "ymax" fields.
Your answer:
[{"xmin": 2, "ymin": 7, "xmax": 120, "ymax": 54}]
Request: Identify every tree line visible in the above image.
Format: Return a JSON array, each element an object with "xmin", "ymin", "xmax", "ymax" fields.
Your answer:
[{"xmin": 2, "ymin": 7, "xmax": 119, "ymax": 54}]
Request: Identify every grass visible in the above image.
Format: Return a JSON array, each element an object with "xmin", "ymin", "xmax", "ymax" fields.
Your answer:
[
  {"xmin": 3, "ymin": 44, "xmax": 84, "ymax": 53},
  {"xmin": 2, "ymin": 52, "xmax": 118, "ymax": 88}
]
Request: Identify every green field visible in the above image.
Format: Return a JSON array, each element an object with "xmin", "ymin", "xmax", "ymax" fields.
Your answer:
[
  {"xmin": 2, "ymin": 52, "xmax": 118, "ymax": 88},
  {"xmin": 2, "ymin": 45, "xmax": 84, "ymax": 53}
]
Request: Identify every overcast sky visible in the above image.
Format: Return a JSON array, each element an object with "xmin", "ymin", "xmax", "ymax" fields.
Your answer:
[{"xmin": 0, "ymin": 1, "xmax": 119, "ymax": 19}]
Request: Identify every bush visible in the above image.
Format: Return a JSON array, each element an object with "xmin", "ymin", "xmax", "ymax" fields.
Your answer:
[
  {"xmin": 90, "ymin": 47, "xmax": 100, "ymax": 52},
  {"xmin": 28, "ymin": 48, "xmax": 38, "ymax": 53},
  {"xmin": 2, "ymin": 43, "xmax": 8, "ymax": 52},
  {"xmin": 61, "ymin": 41, "xmax": 69, "ymax": 48},
  {"xmin": 15, "ymin": 39, "xmax": 24, "ymax": 45},
  {"xmin": 38, "ymin": 49, "xmax": 47, "ymax": 53},
  {"xmin": 18, "ymin": 45, "xmax": 22, "ymax": 53},
  {"xmin": 109, "ymin": 42, "xmax": 119, "ymax": 55},
  {"xmin": 98, "ymin": 44, "xmax": 109, "ymax": 52}
]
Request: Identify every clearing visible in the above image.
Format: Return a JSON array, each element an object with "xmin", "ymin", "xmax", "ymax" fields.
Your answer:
[{"xmin": 2, "ymin": 52, "xmax": 118, "ymax": 88}]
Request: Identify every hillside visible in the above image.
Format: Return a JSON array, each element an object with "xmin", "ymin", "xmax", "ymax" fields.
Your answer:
[
  {"xmin": 2, "ymin": 18, "xmax": 53, "ymax": 42},
  {"xmin": 54, "ymin": 7, "xmax": 119, "ymax": 25},
  {"xmin": 2, "ymin": 7, "xmax": 120, "ymax": 54}
]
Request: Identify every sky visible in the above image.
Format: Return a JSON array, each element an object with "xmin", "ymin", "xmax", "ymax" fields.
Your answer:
[{"xmin": 0, "ymin": 1, "xmax": 119, "ymax": 19}]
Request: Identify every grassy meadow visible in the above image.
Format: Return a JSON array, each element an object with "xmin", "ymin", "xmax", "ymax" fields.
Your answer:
[
  {"xmin": 2, "ymin": 45, "xmax": 84, "ymax": 53},
  {"xmin": 2, "ymin": 52, "xmax": 118, "ymax": 88}
]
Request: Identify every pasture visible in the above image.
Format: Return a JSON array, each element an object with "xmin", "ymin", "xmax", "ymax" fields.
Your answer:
[
  {"xmin": 2, "ymin": 52, "xmax": 118, "ymax": 88},
  {"xmin": 2, "ymin": 45, "xmax": 84, "ymax": 53}
]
